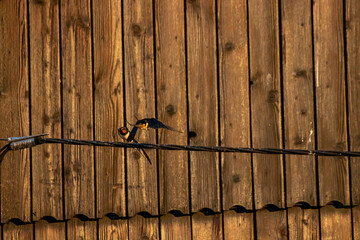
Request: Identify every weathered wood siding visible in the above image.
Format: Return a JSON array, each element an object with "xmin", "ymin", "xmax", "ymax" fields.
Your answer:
[{"xmin": 1, "ymin": 0, "xmax": 360, "ymax": 238}]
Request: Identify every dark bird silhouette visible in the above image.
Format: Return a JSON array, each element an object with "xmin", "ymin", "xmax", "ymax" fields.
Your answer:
[
  {"xmin": 118, "ymin": 126, "xmax": 151, "ymax": 164},
  {"xmin": 131, "ymin": 118, "xmax": 182, "ymax": 132}
]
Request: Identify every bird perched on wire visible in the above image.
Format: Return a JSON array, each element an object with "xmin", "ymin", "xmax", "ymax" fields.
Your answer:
[
  {"xmin": 118, "ymin": 126, "xmax": 151, "ymax": 164},
  {"xmin": 130, "ymin": 118, "xmax": 182, "ymax": 132},
  {"xmin": 118, "ymin": 118, "xmax": 181, "ymax": 164}
]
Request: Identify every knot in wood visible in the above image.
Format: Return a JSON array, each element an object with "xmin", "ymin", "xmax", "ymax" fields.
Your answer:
[
  {"xmin": 225, "ymin": 42, "xmax": 235, "ymax": 51},
  {"xmin": 133, "ymin": 151, "xmax": 141, "ymax": 159},
  {"xmin": 132, "ymin": 24, "xmax": 142, "ymax": 37},
  {"xmin": 188, "ymin": 131, "xmax": 197, "ymax": 138},
  {"xmin": 165, "ymin": 104, "xmax": 176, "ymax": 115},
  {"xmin": 267, "ymin": 90, "xmax": 279, "ymax": 103},
  {"xmin": 293, "ymin": 69, "xmax": 307, "ymax": 78},
  {"xmin": 43, "ymin": 114, "xmax": 50, "ymax": 126}
]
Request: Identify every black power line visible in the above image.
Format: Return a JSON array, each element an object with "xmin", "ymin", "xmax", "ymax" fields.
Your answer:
[
  {"xmin": 1, "ymin": 135, "xmax": 360, "ymax": 164},
  {"xmin": 38, "ymin": 138, "xmax": 360, "ymax": 156}
]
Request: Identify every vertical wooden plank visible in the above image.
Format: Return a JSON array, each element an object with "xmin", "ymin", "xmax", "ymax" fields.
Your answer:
[
  {"xmin": 288, "ymin": 207, "xmax": 319, "ymax": 239},
  {"xmin": 281, "ymin": 0, "xmax": 316, "ymax": 207},
  {"xmin": 92, "ymin": 0, "xmax": 126, "ymax": 218},
  {"xmin": 99, "ymin": 217, "xmax": 128, "ymax": 240},
  {"xmin": 155, "ymin": 0, "xmax": 189, "ymax": 215},
  {"xmin": 160, "ymin": 214, "xmax": 191, "ymax": 240},
  {"xmin": 218, "ymin": 0, "xmax": 252, "ymax": 210},
  {"xmin": 192, "ymin": 213, "xmax": 222, "ymax": 240},
  {"xmin": 67, "ymin": 218, "xmax": 97, "ymax": 240},
  {"xmin": 256, "ymin": 209, "xmax": 287, "ymax": 239},
  {"xmin": 0, "ymin": 0, "xmax": 30, "ymax": 223},
  {"xmin": 345, "ymin": 0, "xmax": 360, "ymax": 205},
  {"xmin": 123, "ymin": 0, "xmax": 157, "ymax": 216},
  {"xmin": 61, "ymin": 0, "xmax": 95, "ymax": 218},
  {"xmin": 35, "ymin": 220, "xmax": 66, "ymax": 239},
  {"xmin": 223, "ymin": 210, "xmax": 254, "ymax": 240},
  {"xmin": 129, "ymin": 215, "xmax": 159, "ymax": 239},
  {"xmin": 186, "ymin": 0, "xmax": 220, "ymax": 213},
  {"xmin": 29, "ymin": 0, "xmax": 63, "ymax": 221},
  {"xmin": 353, "ymin": 206, "xmax": 360, "ymax": 239},
  {"xmin": 3, "ymin": 222, "xmax": 33, "ymax": 240},
  {"xmin": 320, "ymin": 205, "xmax": 352, "ymax": 239},
  {"xmin": 248, "ymin": 0, "xmax": 283, "ymax": 209},
  {"xmin": 313, "ymin": 0, "xmax": 349, "ymax": 206}
]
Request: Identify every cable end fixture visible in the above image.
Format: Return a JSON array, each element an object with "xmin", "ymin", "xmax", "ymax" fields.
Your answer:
[{"xmin": 0, "ymin": 133, "xmax": 49, "ymax": 164}]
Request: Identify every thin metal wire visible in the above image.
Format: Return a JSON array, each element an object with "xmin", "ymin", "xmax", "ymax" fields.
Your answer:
[
  {"xmin": 1, "ymin": 136, "xmax": 360, "ymax": 164},
  {"xmin": 32, "ymin": 137, "xmax": 360, "ymax": 157}
]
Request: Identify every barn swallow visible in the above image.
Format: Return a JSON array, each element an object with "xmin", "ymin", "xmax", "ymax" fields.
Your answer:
[
  {"xmin": 118, "ymin": 126, "xmax": 151, "ymax": 164},
  {"xmin": 131, "ymin": 118, "xmax": 182, "ymax": 132}
]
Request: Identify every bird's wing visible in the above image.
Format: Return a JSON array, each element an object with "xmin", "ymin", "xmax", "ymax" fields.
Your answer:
[
  {"xmin": 127, "ymin": 126, "xmax": 138, "ymax": 142},
  {"xmin": 147, "ymin": 118, "xmax": 182, "ymax": 132}
]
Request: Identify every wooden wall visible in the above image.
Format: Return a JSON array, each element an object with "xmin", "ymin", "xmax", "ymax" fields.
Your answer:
[{"xmin": 0, "ymin": 0, "xmax": 359, "ymax": 239}]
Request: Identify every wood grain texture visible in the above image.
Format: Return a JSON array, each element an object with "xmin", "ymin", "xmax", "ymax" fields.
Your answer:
[
  {"xmin": 313, "ymin": 0, "xmax": 349, "ymax": 206},
  {"xmin": 320, "ymin": 205, "xmax": 352, "ymax": 240},
  {"xmin": 29, "ymin": 0, "xmax": 63, "ymax": 221},
  {"xmin": 67, "ymin": 218, "xmax": 97, "ymax": 240},
  {"xmin": 99, "ymin": 217, "xmax": 128, "ymax": 240},
  {"xmin": 353, "ymin": 206, "xmax": 360, "ymax": 240},
  {"xmin": 123, "ymin": 0, "xmax": 158, "ymax": 216},
  {"xmin": 248, "ymin": 0, "xmax": 283, "ymax": 209},
  {"xmin": 129, "ymin": 215, "xmax": 159, "ymax": 239},
  {"xmin": 3, "ymin": 222, "xmax": 33, "ymax": 240},
  {"xmin": 92, "ymin": 0, "xmax": 126, "ymax": 218},
  {"xmin": 186, "ymin": 0, "xmax": 220, "ymax": 213},
  {"xmin": 60, "ymin": 0, "xmax": 95, "ymax": 218},
  {"xmin": 288, "ymin": 207, "xmax": 319, "ymax": 239},
  {"xmin": 223, "ymin": 210, "xmax": 254, "ymax": 240},
  {"xmin": 155, "ymin": 0, "xmax": 189, "ymax": 215},
  {"xmin": 35, "ymin": 220, "xmax": 66, "ymax": 239},
  {"xmin": 281, "ymin": 0, "xmax": 316, "ymax": 207},
  {"xmin": 160, "ymin": 214, "xmax": 191, "ymax": 240},
  {"xmin": 345, "ymin": 0, "xmax": 360, "ymax": 205},
  {"xmin": 0, "ymin": 0, "xmax": 30, "ymax": 223},
  {"xmin": 192, "ymin": 213, "xmax": 222, "ymax": 240},
  {"xmin": 218, "ymin": 0, "xmax": 252, "ymax": 211},
  {"xmin": 256, "ymin": 209, "xmax": 287, "ymax": 240}
]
